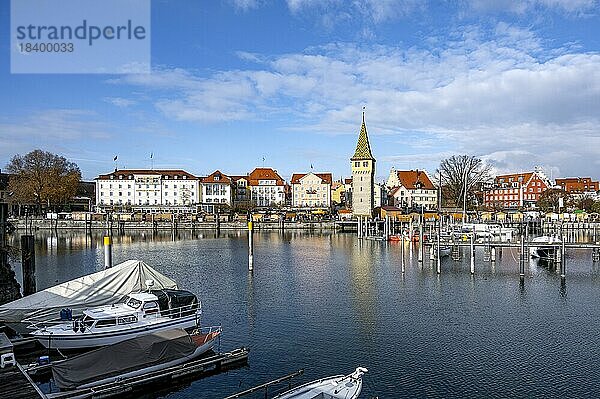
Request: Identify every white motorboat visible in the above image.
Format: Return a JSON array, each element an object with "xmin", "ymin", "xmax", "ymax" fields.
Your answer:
[
  {"xmin": 530, "ymin": 236, "xmax": 562, "ymax": 258},
  {"xmin": 274, "ymin": 367, "xmax": 367, "ymax": 399},
  {"xmin": 51, "ymin": 327, "xmax": 221, "ymax": 390},
  {"xmin": 31, "ymin": 289, "xmax": 201, "ymax": 350},
  {"xmin": 0, "ymin": 259, "xmax": 178, "ymax": 334}
]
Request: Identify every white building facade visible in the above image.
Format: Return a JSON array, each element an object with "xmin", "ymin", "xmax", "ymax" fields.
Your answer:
[
  {"xmin": 201, "ymin": 170, "xmax": 234, "ymax": 212},
  {"xmin": 95, "ymin": 169, "xmax": 199, "ymax": 212},
  {"xmin": 386, "ymin": 169, "xmax": 438, "ymax": 210},
  {"xmin": 291, "ymin": 172, "xmax": 332, "ymax": 208},
  {"xmin": 248, "ymin": 168, "xmax": 286, "ymax": 207}
]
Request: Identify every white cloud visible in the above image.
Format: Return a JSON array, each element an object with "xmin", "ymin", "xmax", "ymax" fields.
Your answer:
[
  {"xmin": 104, "ymin": 97, "xmax": 136, "ymax": 108},
  {"xmin": 231, "ymin": 0, "xmax": 262, "ymax": 11},
  {"xmin": 114, "ymin": 24, "xmax": 600, "ymax": 176},
  {"xmin": 466, "ymin": 0, "xmax": 597, "ymax": 14},
  {"xmin": 0, "ymin": 109, "xmax": 114, "ymax": 168}
]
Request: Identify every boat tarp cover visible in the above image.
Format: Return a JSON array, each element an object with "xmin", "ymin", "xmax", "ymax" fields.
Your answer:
[
  {"xmin": 0, "ymin": 260, "xmax": 178, "ymax": 324},
  {"xmin": 51, "ymin": 328, "xmax": 195, "ymax": 389},
  {"xmin": 151, "ymin": 289, "xmax": 198, "ymax": 317}
]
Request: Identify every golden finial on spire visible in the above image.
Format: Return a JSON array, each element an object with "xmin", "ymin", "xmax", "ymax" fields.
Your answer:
[{"xmin": 362, "ymin": 106, "xmax": 366, "ymax": 123}]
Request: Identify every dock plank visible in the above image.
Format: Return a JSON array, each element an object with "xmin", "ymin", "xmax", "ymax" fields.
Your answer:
[{"xmin": 0, "ymin": 363, "xmax": 45, "ymax": 398}]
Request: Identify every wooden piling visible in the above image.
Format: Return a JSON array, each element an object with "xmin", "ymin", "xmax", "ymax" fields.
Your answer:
[
  {"xmin": 560, "ymin": 237, "xmax": 566, "ymax": 278},
  {"xmin": 519, "ymin": 235, "xmax": 525, "ymax": 277},
  {"xmin": 418, "ymin": 224, "xmax": 423, "ymax": 263},
  {"xmin": 21, "ymin": 235, "xmax": 36, "ymax": 296},
  {"xmin": 401, "ymin": 235, "xmax": 405, "ymax": 273},
  {"xmin": 436, "ymin": 219, "xmax": 441, "ymax": 274}
]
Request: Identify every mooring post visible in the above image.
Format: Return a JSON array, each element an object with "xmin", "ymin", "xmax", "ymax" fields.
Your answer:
[
  {"xmin": 0, "ymin": 203, "xmax": 7, "ymax": 270},
  {"xmin": 21, "ymin": 234, "xmax": 36, "ymax": 296},
  {"xmin": 248, "ymin": 221, "xmax": 254, "ymax": 272},
  {"xmin": 436, "ymin": 219, "xmax": 441, "ymax": 274},
  {"xmin": 491, "ymin": 246, "xmax": 496, "ymax": 262},
  {"xmin": 560, "ymin": 236, "xmax": 566, "ymax": 278},
  {"xmin": 470, "ymin": 234, "xmax": 475, "ymax": 274},
  {"xmin": 401, "ymin": 236, "xmax": 405, "ymax": 273},
  {"xmin": 519, "ymin": 235, "xmax": 525, "ymax": 277},
  {"xmin": 418, "ymin": 223, "xmax": 423, "ymax": 263},
  {"xmin": 103, "ymin": 236, "xmax": 113, "ymax": 269}
]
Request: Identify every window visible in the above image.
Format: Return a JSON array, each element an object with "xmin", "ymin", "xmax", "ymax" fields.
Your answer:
[
  {"xmin": 363, "ymin": 161, "xmax": 368, "ymax": 167},
  {"xmin": 143, "ymin": 301, "xmax": 158, "ymax": 311},
  {"xmin": 96, "ymin": 319, "xmax": 117, "ymax": 328},
  {"xmin": 118, "ymin": 315, "xmax": 138, "ymax": 325}
]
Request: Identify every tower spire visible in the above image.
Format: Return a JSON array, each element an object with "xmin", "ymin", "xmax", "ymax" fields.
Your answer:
[{"xmin": 351, "ymin": 108, "xmax": 374, "ymax": 161}]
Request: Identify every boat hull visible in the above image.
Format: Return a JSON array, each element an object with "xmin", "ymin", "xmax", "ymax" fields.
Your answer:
[
  {"xmin": 33, "ymin": 314, "xmax": 198, "ymax": 350},
  {"xmin": 274, "ymin": 368, "xmax": 366, "ymax": 399},
  {"xmin": 76, "ymin": 329, "xmax": 220, "ymax": 390}
]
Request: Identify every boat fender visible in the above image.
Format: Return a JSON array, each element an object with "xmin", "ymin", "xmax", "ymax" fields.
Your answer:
[{"xmin": 72, "ymin": 320, "xmax": 79, "ymax": 332}]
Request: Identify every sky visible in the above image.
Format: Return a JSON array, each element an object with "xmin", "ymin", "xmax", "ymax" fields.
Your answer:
[{"xmin": 1, "ymin": 0, "xmax": 600, "ymax": 182}]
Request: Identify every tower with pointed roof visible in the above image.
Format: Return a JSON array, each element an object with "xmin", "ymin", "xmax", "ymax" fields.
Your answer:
[{"xmin": 350, "ymin": 110, "xmax": 376, "ymax": 216}]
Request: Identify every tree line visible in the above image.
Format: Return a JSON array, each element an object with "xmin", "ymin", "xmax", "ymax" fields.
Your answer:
[{"xmin": 4, "ymin": 149, "xmax": 81, "ymax": 214}]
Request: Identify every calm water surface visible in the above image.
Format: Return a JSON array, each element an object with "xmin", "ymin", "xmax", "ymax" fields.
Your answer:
[{"xmin": 8, "ymin": 230, "xmax": 600, "ymax": 398}]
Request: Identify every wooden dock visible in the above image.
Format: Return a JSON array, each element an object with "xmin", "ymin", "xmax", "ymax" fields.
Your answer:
[
  {"xmin": 45, "ymin": 347, "xmax": 249, "ymax": 399},
  {"xmin": 0, "ymin": 363, "xmax": 47, "ymax": 398}
]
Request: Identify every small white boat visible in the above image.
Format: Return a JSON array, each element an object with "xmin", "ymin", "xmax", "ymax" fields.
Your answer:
[
  {"xmin": 530, "ymin": 236, "xmax": 562, "ymax": 258},
  {"xmin": 51, "ymin": 327, "xmax": 221, "ymax": 390},
  {"xmin": 31, "ymin": 289, "xmax": 200, "ymax": 350},
  {"xmin": 274, "ymin": 367, "xmax": 367, "ymax": 399}
]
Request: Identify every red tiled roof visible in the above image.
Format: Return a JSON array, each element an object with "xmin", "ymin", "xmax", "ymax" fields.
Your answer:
[
  {"xmin": 97, "ymin": 169, "xmax": 197, "ymax": 180},
  {"xmin": 395, "ymin": 170, "xmax": 435, "ymax": 190},
  {"xmin": 290, "ymin": 172, "xmax": 333, "ymax": 185},
  {"xmin": 202, "ymin": 170, "xmax": 232, "ymax": 184},
  {"xmin": 248, "ymin": 168, "xmax": 285, "ymax": 186}
]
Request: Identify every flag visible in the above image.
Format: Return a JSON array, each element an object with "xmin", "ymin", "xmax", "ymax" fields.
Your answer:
[
  {"xmin": 150, "ymin": 152, "xmax": 153, "ymax": 159},
  {"xmin": 262, "ymin": 157, "xmax": 265, "ymax": 162},
  {"xmin": 113, "ymin": 155, "xmax": 118, "ymax": 161},
  {"xmin": 310, "ymin": 163, "xmax": 313, "ymax": 169}
]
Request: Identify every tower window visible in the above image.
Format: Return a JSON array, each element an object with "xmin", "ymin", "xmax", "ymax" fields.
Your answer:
[{"xmin": 363, "ymin": 161, "xmax": 368, "ymax": 167}]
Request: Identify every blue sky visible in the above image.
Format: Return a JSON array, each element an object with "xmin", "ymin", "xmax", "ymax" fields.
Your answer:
[{"xmin": 1, "ymin": 0, "xmax": 600, "ymax": 182}]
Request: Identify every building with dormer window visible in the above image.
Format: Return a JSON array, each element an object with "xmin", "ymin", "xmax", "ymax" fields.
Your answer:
[
  {"xmin": 386, "ymin": 169, "xmax": 437, "ymax": 210},
  {"xmin": 290, "ymin": 172, "xmax": 333, "ymax": 208},
  {"xmin": 483, "ymin": 168, "xmax": 551, "ymax": 209},
  {"xmin": 95, "ymin": 169, "xmax": 199, "ymax": 213},
  {"xmin": 201, "ymin": 170, "xmax": 234, "ymax": 212},
  {"xmin": 248, "ymin": 168, "xmax": 286, "ymax": 207}
]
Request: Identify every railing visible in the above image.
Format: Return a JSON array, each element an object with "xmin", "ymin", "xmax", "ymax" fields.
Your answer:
[{"xmin": 25, "ymin": 302, "xmax": 201, "ymax": 331}]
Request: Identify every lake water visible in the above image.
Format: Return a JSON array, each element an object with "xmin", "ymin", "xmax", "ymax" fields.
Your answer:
[{"xmin": 7, "ymin": 229, "xmax": 600, "ymax": 398}]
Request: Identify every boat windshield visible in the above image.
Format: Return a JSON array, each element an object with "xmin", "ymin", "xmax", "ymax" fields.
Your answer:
[
  {"xmin": 82, "ymin": 315, "xmax": 95, "ymax": 327},
  {"xmin": 125, "ymin": 297, "xmax": 142, "ymax": 309}
]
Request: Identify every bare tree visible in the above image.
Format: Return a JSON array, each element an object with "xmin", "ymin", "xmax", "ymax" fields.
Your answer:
[
  {"xmin": 6, "ymin": 149, "xmax": 81, "ymax": 213},
  {"xmin": 437, "ymin": 155, "xmax": 492, "ymax": 209},
  {"xmin": 537, "ymin": 188, "xmax": 573, "ymax": 212}
]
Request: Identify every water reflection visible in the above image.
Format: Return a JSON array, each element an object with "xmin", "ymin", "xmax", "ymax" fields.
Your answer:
[{"xmin": 4, "ymin": 229, "xmax": 600, "ymax": 398}]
